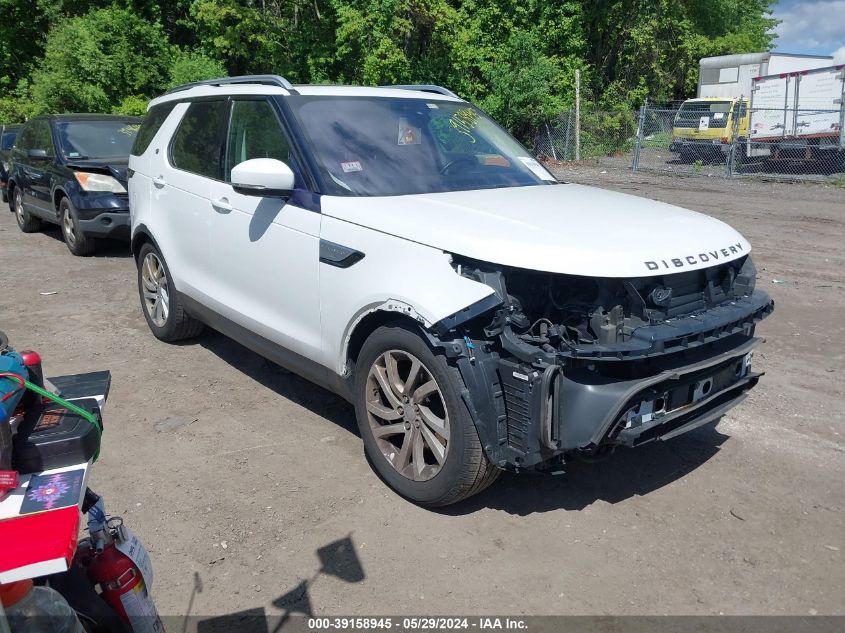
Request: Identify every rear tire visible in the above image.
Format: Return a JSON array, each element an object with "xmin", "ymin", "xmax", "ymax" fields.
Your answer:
[
  {"xmin": 60, "ymin": 197, "xmax": 96, "ymax": 256},
  {"xmin": 13, "ymin": 188, "xmax": 41, "ymax": 233},
  {"xmin": 353, "ymin": 323, "xmax": 499, "ymax": 506},
  {"xmin": 137, "ymin": 242, "xmax": 204, "ymax": 342}
]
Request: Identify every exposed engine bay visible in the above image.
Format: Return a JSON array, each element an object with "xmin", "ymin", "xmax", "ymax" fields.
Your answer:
[
  {"xmin": 449, "ymin": 253, "xmax": 770, "ymax": 363},
  {"xmin": 432, "ymin": 254, "xmax": 774, "ymax": 471}
]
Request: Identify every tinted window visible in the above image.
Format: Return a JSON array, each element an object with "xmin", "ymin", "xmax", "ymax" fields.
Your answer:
[
  {"xmin": 15, "ymin": 125, "xmax": 34, "ymax": 151},
  {"xmin": 170, "ymin": 100, "xmax": 229, "ymax": 180},
  {"xmin": 225, "ymin": 99, "xmax": 291, "ymax": 181},
  {"xmin": 1, "ymin": 130, "xmax": 17, "ymax": 150},
  {"xmin": 31, "ymin": 120, "xmax": 55, "ymax": 157},
  {"xmin": 132, "ymin": 102, "xmax": 176, "ymax": 156},
  {"xmin": 56, "ymin": 119, "xmax": 140, "ymax": 159}
]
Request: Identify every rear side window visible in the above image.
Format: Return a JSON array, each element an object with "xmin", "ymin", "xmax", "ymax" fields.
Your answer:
[
  {"xmin": 132, "ymin": 102, "xmax": 176, "ymax": 156},
  {"xmin": 1, "ymin": 130, "xmax": 17, "ymax": 150},
  {"xmin": 170, "ymin": 100, "xmax": 229, "ymax": 180}
]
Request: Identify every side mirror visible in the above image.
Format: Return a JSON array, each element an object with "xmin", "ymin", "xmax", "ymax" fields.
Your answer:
[
  {"xmin": 231, "ymin": 158, "xmax": 295, "ymax": 198},
  {"xmin": 27, "ymin": 149, "xmax": 49, "ymax": 161}
]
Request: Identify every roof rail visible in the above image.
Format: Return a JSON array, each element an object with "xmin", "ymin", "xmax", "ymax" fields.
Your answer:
[
  {"xmin": 166, "ymin": 75, "xmax": 297, "ymax": 95},
  {"xmin": 385, "ymin": 84, "xmax": 459, "ymax": 99}
]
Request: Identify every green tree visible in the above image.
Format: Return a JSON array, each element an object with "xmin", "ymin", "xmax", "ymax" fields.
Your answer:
[
  {"xmin": 479, "ymin": 30, "xmax": 567, "ymax": 138},
  {"xmin": 29, "ymin": 7, "xmax": 173, "ymax": 113},
  {"xmin": 167, "ymin": 49, "xmax": 227, "ymax": 88}
]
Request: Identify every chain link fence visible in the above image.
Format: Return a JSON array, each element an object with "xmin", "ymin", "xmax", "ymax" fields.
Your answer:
[
  {"xmin": 529, "ymin": 101, "xmax": 845, "ymax": 184},
  {"xmin": 530, "ymin": 106, "xmax": 638, "ymax": 171}
]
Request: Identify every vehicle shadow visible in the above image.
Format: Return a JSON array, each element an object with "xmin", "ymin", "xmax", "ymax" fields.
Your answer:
[
  {"xmin": 38, "ymin": 224, "xmax": 133, "ymax": 258},
  {"xmin": 196, "ymin": 331, "xmax": 729, "ymax": 517},
  {"xmin": 442, "ymin": 423, "xmax": 729, "ymax": 517},
  {"xmin": 197, "ymin": 331, "xmax": 359, "ymax": 438}
]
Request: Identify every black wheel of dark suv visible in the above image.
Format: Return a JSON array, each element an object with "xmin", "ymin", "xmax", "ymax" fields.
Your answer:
[
  {"xmin": 353, "ymin": 323, "xmax": 499, "ymax": 506},
  {"xmin": 13, "ymin": 187, "xmax": 41, "ymax": 233},
  {"xmin": 137, "ymin": 242, "xmax": 204, "ymax": 342},
  {"xmin": 60, "ymin": 197, "xmax": 96, "ymax": 256}
]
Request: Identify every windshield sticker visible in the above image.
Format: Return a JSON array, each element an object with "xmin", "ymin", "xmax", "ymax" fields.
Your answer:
[
  {"xmin": 341, "ymin": 160, "xmax": 363, "ymax": 173},
  {"xmin": 479, "ymin": 154, "xmax": 510, "ymax": 167},
  {"xmin": 449, "ymin": 108, "xmax": 479, "ymax": 144},
  {"xmin": 426, "ymin": 103, "xmax": 439, "ymax": 109},
  {"xmin": 713, "ymin": 112, "xmax": 724, "ymax": 120},
  {"xmin": 397, "ymin": 122, "xmax": 421, "ymax": 146},
  {"xmin": 518, "ymin": 156, "xmax": 556, "ymax": 181}
]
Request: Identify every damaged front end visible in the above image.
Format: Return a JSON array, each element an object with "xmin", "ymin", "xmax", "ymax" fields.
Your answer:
[{"xmin": 430, "ymin": 255, "xmax": 774, "ymax": 471}]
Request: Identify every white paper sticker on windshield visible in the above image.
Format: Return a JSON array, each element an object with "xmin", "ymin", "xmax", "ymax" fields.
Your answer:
[
  {"xmin": 341, "ymin": 160, "xmax": 363, "ymax": 173},
  {"xmin": 518, "ymin": 156, "xmax": 556, "ymax": 181},
  {"xmin": 713, "ymin": 112, "xmax": 724, "ymax": 120},
  {"xmin": 426, "ymin": 103, "xmax": 439, "ymax": 109}
]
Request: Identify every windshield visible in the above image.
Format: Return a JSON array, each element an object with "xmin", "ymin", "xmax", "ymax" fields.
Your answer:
[
  {"xmin": 287, "ymin": 96, "xmax": 556, "ymax": 196},
  {"xmin": 678, "ymin": 101, "xmax": 732, "ymax": 115},
  {"xmin": 674, "ymin": 101, "xmax": 734, "ymax": 128},
  {"xmin": 56, "ymin": 119, "xmax": 140, "ymax": 159},
  {"xmin": 1, "ymin": 130, "xmax": 17, "ymax": 150}
]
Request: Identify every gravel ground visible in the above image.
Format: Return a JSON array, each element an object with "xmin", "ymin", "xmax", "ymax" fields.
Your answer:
[{"xmin": 0, "ymin": 167, "xmax": 843, "ymax": 620}]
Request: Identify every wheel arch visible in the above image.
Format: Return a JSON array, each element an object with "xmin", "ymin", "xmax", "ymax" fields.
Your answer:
[
  {"xmin": 131, "ymin": 224, "xmax": 159, "ymax": 262},
  {"xmin": 344, "ymin": 308, "xmax": 428, "ymax": 377},
  {"xmin": 53, "ymin": 186, "xmax": 69, "ymax": 217}
]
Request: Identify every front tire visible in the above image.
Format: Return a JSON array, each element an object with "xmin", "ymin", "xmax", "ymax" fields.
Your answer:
[
  {"xmin": 13, "ymin": 188, "xmax": 41, "ymax": 233},
  {"xmin": 137, "ymin": 243, "xmax": 204, "ymax": 342},
  {"xmin": 60, "ymin": 197, "xmax": 96, "ymax": 256},
  {"xmin": 353, "ymin": 323, "xmax": 499, "ymax": 506}
]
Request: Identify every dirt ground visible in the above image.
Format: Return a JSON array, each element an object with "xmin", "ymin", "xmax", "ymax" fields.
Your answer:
[{"xmin": 0, "ymin": 167, "xmax": 843, "ymax": 619}]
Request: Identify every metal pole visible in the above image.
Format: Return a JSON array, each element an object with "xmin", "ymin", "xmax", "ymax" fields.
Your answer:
[
  {"xmin": 545, "ymin": 122, "xmax": 557, "ymax": 161},
  {"xmin": 575, "ymin": 69, "xmax": 581, "ymax": 161},
  {"xmin": 632, "ymin": 101, "xmax": 646, "ymax": 171},
  {"xmin": 564, "ymin": 110, "xmax": 572, "ymax": 160},
  {"xmin": 726, "ymin": 94, "xmax": 744, "ymax": 178}
]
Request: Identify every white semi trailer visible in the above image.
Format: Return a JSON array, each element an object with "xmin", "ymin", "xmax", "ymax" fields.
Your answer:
[
  {"xmin": 747, "ymin": 65, "xmax": 845, "ymax": 160},
  {"xmin": 698, "ymin": 52, "xmax": 832, "ymax": 99}
]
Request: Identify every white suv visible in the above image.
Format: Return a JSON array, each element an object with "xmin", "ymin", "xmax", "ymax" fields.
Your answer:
[{"xmin": 129, "ymin": 76, "xmax": 773, "ymax": 506}]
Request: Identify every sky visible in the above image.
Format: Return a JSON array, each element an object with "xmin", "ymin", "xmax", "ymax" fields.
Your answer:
[{"xmin": 770, "ymin": 0, "xmax": 845, "ymax": 62}]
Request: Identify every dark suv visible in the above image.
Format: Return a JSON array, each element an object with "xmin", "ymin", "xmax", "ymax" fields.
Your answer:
[
  {"xmin": 7, "ymin": 114, "xmax": 140, "ymax": 255},
  {"xmin": 0, "ymin": 123, "xmax": 22, "ymax": 203}
]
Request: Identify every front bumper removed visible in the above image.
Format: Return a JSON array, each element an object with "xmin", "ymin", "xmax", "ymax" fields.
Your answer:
[
  {"xmin": 557, "ymin": 336, "xmax": 760, "ymax": 450},
  {"xmin": 455, "ymin": 334, "xmax": 764, "ymax": 470}
]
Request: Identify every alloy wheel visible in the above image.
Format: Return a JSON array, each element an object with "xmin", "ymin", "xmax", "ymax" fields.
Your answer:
[
  {"xmin": 365, "ymin": 350, "xmax": 449, "ymax": 481},
  {"xmin": 141, "ymin": 252, "xmax": 170, "ymax": 327},
  {"xmin": 14, "ymin": 191, "xmax": 24, "ymax": 226},
  {"xmin": 62, "ymin": 206, "xmax": 76, "ymax": 246}
]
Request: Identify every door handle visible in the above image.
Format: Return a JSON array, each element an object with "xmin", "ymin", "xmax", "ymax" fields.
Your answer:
[
  {"xmin": 211, "ymin": 197, "xmax": 232, "ymax": 213},
  {"xmin": 152, "ymin": 175, "xmax": 166, "ymax": 188}
]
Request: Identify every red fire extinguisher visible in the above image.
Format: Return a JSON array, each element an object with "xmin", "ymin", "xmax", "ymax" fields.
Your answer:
[{"xmin": 77, "ymin": 499, "xmax": 165, "ymax": 633}]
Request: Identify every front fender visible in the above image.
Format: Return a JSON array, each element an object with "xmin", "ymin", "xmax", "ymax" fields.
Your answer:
[{"xmin": 319, "ymin": 214, "xmax": 497, "ymax": 375}]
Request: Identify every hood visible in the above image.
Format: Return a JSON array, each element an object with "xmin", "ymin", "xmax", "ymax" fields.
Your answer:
[
  {"xmin": 67, "ymin": 158, "xmax": 129, "ymax": 187},
  {"xmin": 320, "ymin": 184, "xmax": 751, "ymax": 278}
]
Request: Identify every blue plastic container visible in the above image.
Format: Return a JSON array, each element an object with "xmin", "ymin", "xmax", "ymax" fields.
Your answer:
[{"xmin": 1, "ymin": 351, "xmax": 28, "ymax": 420}]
